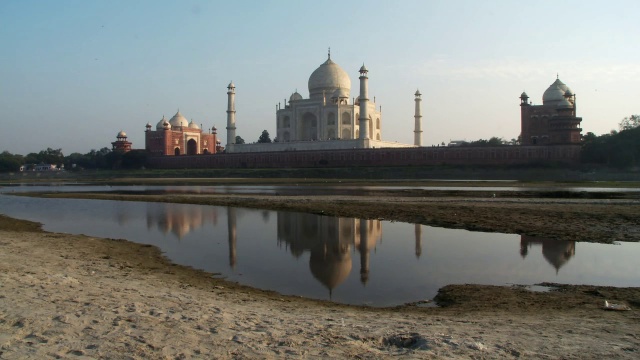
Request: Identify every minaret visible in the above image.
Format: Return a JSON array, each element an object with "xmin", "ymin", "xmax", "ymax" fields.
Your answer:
[
  {"xmin": 358, "ymin": 65, "xmax": 369, "ymax": 140},
  {"xmin": 226, "ymin": 81, "xmax": 236, "ymax": 151},
  {"xmin": 414, "ymin": 90, "xmax": 423, "ymax": 146}
]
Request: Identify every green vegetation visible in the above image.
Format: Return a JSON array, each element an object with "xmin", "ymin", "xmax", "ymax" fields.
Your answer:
[
  {"xmin": 235, "ymin": 135, "xmax": 245, "ymax": 144},
  {"xmin": 582, "ymin": 122, "xmax": 640, "ymax": 168},
  {"xmin": 0, "ymin": 214, "xmax": 43, "ymax": 232},
  {"xmin": 257, "ymin": 130, "xmax": 272, "ymax": 143}
]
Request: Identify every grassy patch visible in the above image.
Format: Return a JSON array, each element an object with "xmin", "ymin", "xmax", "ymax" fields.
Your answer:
[{"xmin": 0, "ymin": 214, "xmax": 43, "ymax": 232}]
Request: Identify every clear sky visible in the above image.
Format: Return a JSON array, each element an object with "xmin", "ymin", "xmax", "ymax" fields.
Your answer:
[{"xmin": 1, "ymin": 0, "xmax": 638, "ymax": 155}]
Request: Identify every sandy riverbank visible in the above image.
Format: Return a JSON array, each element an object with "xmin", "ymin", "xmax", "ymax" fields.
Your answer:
[{"xmin": 1, "ymin": 208, "xmax": 639, "ymax": 359}]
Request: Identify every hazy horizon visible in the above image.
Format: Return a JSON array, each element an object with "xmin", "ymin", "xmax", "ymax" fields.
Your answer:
[{"xmin": 1, "ymin": 0, "xmax": 638, "ymax": 155}]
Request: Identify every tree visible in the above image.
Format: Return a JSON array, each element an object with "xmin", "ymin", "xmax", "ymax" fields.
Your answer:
[
  {"xmin": 235, "ymin": 135, "xmax": 245, "ymax": 144},
  {"xmin": 619, "ymin": 115, "xmax": 640, "ymax": 131},
  {"xmin": 257, "ymin": 130, "xmax": 271, "ymax": 143},
  {"xmin": 0, "ymin": 151, "xmax": 23, "ymax": 172}
]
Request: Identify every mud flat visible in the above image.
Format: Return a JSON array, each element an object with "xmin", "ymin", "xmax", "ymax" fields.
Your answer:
[{"xmin": 1, "ymin": 191, "xmax": 640, "ymax": 358}]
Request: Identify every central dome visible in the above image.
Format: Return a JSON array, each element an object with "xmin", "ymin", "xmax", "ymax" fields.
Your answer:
[
  {"xmin": 308, "ymin": 56, "xmax": 351, "ymax": 100},
  {"xmin": 543, "ymin": 78, "xmax": 572, "ymax": 105},
  {"xmin": 169, "ymin": 111, "xmax": 189, "ymax": 128}
]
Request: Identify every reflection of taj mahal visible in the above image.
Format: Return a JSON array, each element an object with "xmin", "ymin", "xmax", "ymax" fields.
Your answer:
[
  {"xmin": 139, "ymin": 205, "xmax": 578, "ymax": 291},
  {"xmin": 276, "ymin": 212, "xmax": 383, "ymax": 292},
  {"xmin": 520, "ymin": 235, "xmax": 575, "ymax": 273}
]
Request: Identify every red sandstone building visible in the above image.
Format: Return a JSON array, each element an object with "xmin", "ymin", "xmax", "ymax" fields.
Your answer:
[
  {"xmin": 519, "ymin": 77, "xmax": 582, "ymax": 146},
  {"xmin": 144, "ymin": 111, "xmax": 223, "ymax": 156},
  {"xmin": 111, "ymin": 130, "xmax": 132, "ymax": 153}
]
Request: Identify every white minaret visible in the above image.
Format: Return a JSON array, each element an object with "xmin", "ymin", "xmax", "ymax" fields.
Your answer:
[
  {"xmin": 358, "ymin": 65, "xmax": 369, "ymax": 140},
  {"xmin": 226, "ymin": 81, "xmax": 236, "ymax": 151},
  {"xmin": 414, "ymin": 89, "xmax": 423, "ymax": 146}
]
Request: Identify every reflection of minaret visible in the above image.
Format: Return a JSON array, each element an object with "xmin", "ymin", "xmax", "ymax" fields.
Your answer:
[
  {"xmin": 520, "ymin": 235, "xmax": 576, "ymax": 274},
  {"xmin": 227, "ymin": 207, "xmax": 237, "ymax": 269},
  {"xmin": 415, "ymin": 224, "xmax": 422, "ymax": 258},
  {"xmin": 359, "ymin": 219, "xmax": 370, "ymax": 284}
]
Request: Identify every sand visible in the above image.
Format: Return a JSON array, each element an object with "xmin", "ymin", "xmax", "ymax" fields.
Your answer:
[{"xmin": 1, "ymin": 195, "xmax": 639, "ymax": 359}]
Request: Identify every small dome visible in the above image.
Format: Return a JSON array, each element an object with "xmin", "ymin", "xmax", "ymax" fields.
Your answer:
[
  {"xmin": 188, "ymin": 120, "xmax": 200, "ymax": 129},
  {"xmin": 145, "ymin": 122, "xmax": 151, "ymax": 128},
  {"xmin": 308, "ymin": 55, "xmax": 351, "ymax": 100},
  {"xmin": 163, "ymin": 121, "xmax": 171, "ymax": 130},
  {"xmin": 289, "ymin": 91, "xmax": 303, "ymax": 102},
  {"xmin": 557, "ymin": 97, "xmax": 573, "ymax": 109},
  {"xmin": 359, "ymin": 64, "xmax": 368, "ymax": 73},
  {"xmin": 415, "ymin": 89, "xmax": 422, "ymax": 97},
  {"xmin": 169, "ymin": 111, "xmax": 189, "ymax": 127},
  {"xmin": 228, "ymin": 81, "xmax": 235, "ymax": 89},
  {"xmin": 117, "ymin": 130, "xmax": 127, "ymax": 138},
  {"xmin": 156, "ymin": 115, "xmax": 168, "ymax": 130},
  {"xmin": 520, "ymin": 91, "xmax": 528, "ymax": 97},
  {"xmin": 331, "ymin": 87, "xmax": 349, "ymax": 99},
  {"xmin": 564, "ymin": 89, "xmax": 573, "ymax": 97}
]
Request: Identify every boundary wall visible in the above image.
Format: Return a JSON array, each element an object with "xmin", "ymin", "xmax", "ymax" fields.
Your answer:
[{"xmin": 147, "ymin": 145, "xmax": 581, "ymax": 169}]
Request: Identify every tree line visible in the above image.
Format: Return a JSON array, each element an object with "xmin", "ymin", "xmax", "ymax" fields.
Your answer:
[{"xmin": 0, "ymin": 147, "xmax": 147, "ymax": 172}]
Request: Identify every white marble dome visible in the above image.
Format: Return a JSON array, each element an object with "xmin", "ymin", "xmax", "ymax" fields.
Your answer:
[
  {"xmin": 117, "ymin": 130, "xmax": 127, "ymax": 138},
  {"xmin": 308, "ymin": 56, "xmax": 351, "ymax": 100},
  {"xmin": 156, "ymin": 116, "xmax": 168, "ymax": 130},
  {"xmin": 169, "ymin": 111, "xmax": 189, "ymax": 127},
  {"xmin": 543, "ymin": 78, "xmax": 572, "ymax": 105},
  {"xmin": 331, "ymin": 87, "xmax": 349, "ymax": 99},
  {"xmin": 188, "ymin": 120, "xmax": 200, "ymax": 129},
  {"xmin": 289, "ymin": 91, "xmax": 303, "ymax": 102}
]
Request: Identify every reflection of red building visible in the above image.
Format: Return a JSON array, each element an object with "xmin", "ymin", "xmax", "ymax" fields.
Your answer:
[{"xmin": 145, "ymin": 111, "xmax": 223, "ymax": 156}]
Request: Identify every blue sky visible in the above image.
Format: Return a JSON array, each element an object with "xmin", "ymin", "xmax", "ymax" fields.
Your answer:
[{"xmin": 1, "ymin": 0, "xmax": 638, "ymax": 155}]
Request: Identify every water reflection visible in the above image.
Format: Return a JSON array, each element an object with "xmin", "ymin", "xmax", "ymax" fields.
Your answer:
[
  {"xmin": 520, "ymin": 235, "xmax": 575, "ymax": 273},
  {"xmin": 0, "ymin": 193, "xmax": 637, "ymax": 306},
  {"xmin": 138, "ymin": 203, "xmax": 581, "ymax": 293},
  {"xmin": 146, "ymin": 203, "xmax": 219, "ymax": 239},
  {"xmin": 276, "ymin": 213, "xmax": 382, "ymax": 294}
]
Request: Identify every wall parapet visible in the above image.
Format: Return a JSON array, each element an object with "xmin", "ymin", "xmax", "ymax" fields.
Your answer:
[{"xmin": 146, "ymin": 145, "xmax": 581, "ymax": 169}]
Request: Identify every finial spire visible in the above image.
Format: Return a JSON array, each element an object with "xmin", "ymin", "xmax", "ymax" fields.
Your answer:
[
  {"xmin": 557, "ymin": 73, "xmax": 559, "ymax": 79},
  {"xmin": 328, "ymin": 47, "xmax": 331, "ymax": 60}
]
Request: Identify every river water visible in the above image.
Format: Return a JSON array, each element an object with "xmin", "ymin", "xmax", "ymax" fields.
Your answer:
[{"xmin": 0, "ymin": 184, "xmax": 638, "ymax": 306}]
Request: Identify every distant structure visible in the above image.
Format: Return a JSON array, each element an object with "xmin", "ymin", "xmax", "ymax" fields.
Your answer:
[
  {"xmin": 414, "ymin": 90, "xmax": 423, "ymax": 146},
  {"xmin": 227, "ymin": 52, "xmax": 418, "ymax": 153},
  {"xmin": 140, "ymin": 53, "xmax": 583, "ymax": 168},
  {"xmin": 520, "ymin": 77, "xmax": 582, "ymax": 146},
  {"xmin": 111, "ymin": 130, "xmax": 132, "ymax": 153},
  {"xmin": 144, "ymin": 111, "xmax": 223, "ymax": 156},
  {"xmin": 276, "ymin": 51, "xmax": 382, "ymax": 143}
]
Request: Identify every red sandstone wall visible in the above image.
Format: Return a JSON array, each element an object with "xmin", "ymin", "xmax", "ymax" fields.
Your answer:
[{"xmin": 146, "ymin": 145, "xmax": 582, "ymax": 169}]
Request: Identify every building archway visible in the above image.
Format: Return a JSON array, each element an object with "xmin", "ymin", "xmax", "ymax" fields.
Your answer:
[
  {"xmin": 187, "ymin": 139, "xmax": 198, "ymax": 155},
  {"xmin": 174, "ymin": 147, "xmax": 181, "ymax": 156},
  {"xmin": 342, "ymin": 129, "xmax": 351, "ymax": 139},
  {"xmin": 327, "ymin": 112, "xmax": 335, "ymax": 126},
  {"xmin": 301, "ymin": 112, "xmax": 317, "ymax": 140},
  {"xmin": 342, "ymin": 112, "xmax": 350, "ymax": 125},
  {"xmin": 283, "ymin": 131, "xmax": 290, "ymax": 142}
]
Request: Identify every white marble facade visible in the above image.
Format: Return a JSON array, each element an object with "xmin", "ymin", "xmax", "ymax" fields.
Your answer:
[{"xmin": 276, "ymin": 53, "xmax": 382, "ymax": 143}]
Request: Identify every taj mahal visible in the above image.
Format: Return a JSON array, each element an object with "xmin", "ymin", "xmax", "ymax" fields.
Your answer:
[
  {"xmin": 143, "ymin": 51, "xmax": 422, "ymax": 156},
  {"xmin": 136, "ymin": 50, "xmax": 582, "ymax": 168}
]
